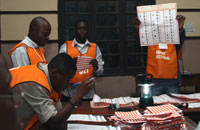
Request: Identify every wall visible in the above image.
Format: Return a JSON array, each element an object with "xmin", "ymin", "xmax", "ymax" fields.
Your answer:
[
  {"xmin": 0, "ymin": 0, "xmax": 58, "ymax": 67},
  {"xmin": 1, "ymin": 0, "xmax": 200, "ymax": 98}
]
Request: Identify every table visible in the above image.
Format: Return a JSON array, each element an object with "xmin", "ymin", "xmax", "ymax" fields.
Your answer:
[{"xmin": 68, "ymin": 101, "xmax": 198, "ymax": 130}]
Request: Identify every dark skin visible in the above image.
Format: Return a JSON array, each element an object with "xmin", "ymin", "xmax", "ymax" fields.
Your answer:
[
  {"xmin": 133, "ymin": 15, "xmax": 186, "ymax": 31},
  {"xmin": 28, "ymin": 17, "xmax": 51, "ymax": 47},
  {"xmin": 74, "ymin": 21, "xmax": 98, "ymax": 71},
  {"xmin": 41, "ymin": 68, "xmax": 95, "ymax": 130}
]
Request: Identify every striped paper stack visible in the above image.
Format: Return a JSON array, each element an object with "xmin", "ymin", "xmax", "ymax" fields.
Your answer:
[
  {"xmin": 76, "ymin": 56, "xmax": 92, "ymax": 72},
  {"xmin": 144, "ymin": 104, "xmax": 187, "ymax": 130},
  {"xmin": 109, "ymin": 110, "xmax": 145, "ymax": 129},
  {"xmin": 108, "ymin": 104, "xmax": 188, "ymax": 130}
]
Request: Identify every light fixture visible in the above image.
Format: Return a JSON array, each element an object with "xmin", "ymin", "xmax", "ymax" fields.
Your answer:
[{"xmin": 137, "ymin": 74, "xmax": 154, "ymax": 108}]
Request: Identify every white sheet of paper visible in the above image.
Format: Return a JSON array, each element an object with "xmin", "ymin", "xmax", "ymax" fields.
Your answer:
[
  {"xmin": 92, "ymin": 94, "xmax": 134, "ymax": 104},
  {"xmin": 159, "ymin": 44, "xmax": 168, "ymax": 49},
  {"xmin": 188, "ymin": 102, "xmax": 200, "ymax": 108},
  {"xmin": 137, "ymin": 3, "xmax": 180, "ymax": 46},
  {"xmin": 184, "ymin": 23, "xmax": 195, "ymax": 33},
  {"xmin": 68, "ymin": 124, "xmax": 121, "ymax": 130},
  {"xmin": 67, "ymin": 114, "xmax": 107, "ymax": 122}
]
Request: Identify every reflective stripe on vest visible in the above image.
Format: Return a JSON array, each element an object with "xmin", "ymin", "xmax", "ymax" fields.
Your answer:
[
  {"xmin": 9, "ymin": 42, "xmax": 46, "ymax": 66},
  {"xmin": 146, "ymin": 45, "xmax": 178, "ymax": 79},
  {"xmin": 10, "ymin": 64, "xmax": 61, "ymax": 130},
  {"xmin": 65, "ymin": 41, "xmax": 96, "ymax": 84}
]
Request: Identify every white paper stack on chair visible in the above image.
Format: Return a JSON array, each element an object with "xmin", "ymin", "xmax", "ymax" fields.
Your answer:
[
  {"xmin": 76, "ymin": 56, "xmax": 92, "ymax": 72},
  {"xmin": 144, "ymin": 104, "xmax": 187, "ymax": 130},
  {"xmin": 109, "ymin": 110, "xmax": 146, "ymax": 129},
  {"xmin": 90, "ymin": 94, "xmax": 134, "ymax": 108}
]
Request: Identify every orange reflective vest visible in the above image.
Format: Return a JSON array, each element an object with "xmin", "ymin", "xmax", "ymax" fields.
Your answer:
[
  {"xmin": 9, "ymin": 42, "xmax": 46, "ymax": 66},
  {"xmin": 146, "ymin": 45, "xmax": 178, "ymax": 79},
  {"xmin": 10, "ymin": 64, "xmax": 61, "ymax": 130},
  {"xmin": 65, "ymin": 41, "xmax": 96, "ymax": 84}
]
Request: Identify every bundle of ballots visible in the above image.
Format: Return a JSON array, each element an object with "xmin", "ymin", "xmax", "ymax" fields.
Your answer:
[{"xmin": 109, "ymin": 104, "xmax": 187, "ymax": 130}]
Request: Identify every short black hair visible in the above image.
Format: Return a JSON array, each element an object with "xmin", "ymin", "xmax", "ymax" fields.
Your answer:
[
  {"xmin": 48, "ymin": 53, "xmax": 77, "ymax": 75},
  {"xmin": 74, "ymin": 19, "xmax": 88, "ymax": 28}
]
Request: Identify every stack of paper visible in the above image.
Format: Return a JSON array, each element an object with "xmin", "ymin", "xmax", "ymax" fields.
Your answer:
[
  {"xmin": 90, "ymin": 94, "xmax": 134, "ymax": 108},
  {"xmin": 131, "ymin": 93, "xmax": 200, "ymax": 106},
  {"xmin": 68, "ymin": 114, "xmax": 106, "ymax": 122},
  {"xmin": 109, "ymin": 110, "xmax": 145, "ymax": 129},
  {"xmin": 76, "ymin": 56, "xmax": 92, "ymax": 72},
  {"xmin": 108, "ymin": 104, "xmax": 187, "ymax": 130},
  {"xmin": 144, "ymin": 104, "xmax": 187, "ymax": 130}
]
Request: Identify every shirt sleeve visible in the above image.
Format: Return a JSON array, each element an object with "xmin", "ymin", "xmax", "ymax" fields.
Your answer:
[
  {"xmin": 16, "ymin": 82, "xmax": 59, "ymax": 124},
  {"xmin": 95, "ymin": 45, "xmax": 104, "ymax": 76},
  {"xmin": 176, "ymin": 29, "xmax": 186, "ymax": 52},
  {"xmin": 11, "ymin": 46, "xmax": 30, "ymax": 67},
  {"xmin": 59, "ymin": 43, "xmax": 67, "ymax": 53}
]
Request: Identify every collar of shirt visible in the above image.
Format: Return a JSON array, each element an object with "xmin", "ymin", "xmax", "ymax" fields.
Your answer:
[
  {"xmin": 38, "ymin": 63, "xmax": 54, "ymax": 92},
  {"xmin": 21, "ymin": 36, "xmax": 40, "ymax": 48},
  {"xmin": 72, "ymin": 38, "xmax": 91, "ymax": 48}
]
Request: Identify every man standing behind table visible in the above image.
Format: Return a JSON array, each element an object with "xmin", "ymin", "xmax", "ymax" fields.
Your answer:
[
  {"xmin": 9, "ymin": 16, "xmax": 51, "ymax": 67},
  {"xmin": 133, "ymin": 15, "xmax": 186, "ymax": 96},
  {"xmin": 59, "ymin": 20, "xmax": 104, "ymax": 101},
  {"xmin": 10, "ymin": 53, "xmax": 94, "ymax": 130}
]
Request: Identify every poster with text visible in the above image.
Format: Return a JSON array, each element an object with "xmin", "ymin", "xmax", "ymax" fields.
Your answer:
[{"xmin": 137, "ymin": 3, "xmax": 179, "ymax": 46}]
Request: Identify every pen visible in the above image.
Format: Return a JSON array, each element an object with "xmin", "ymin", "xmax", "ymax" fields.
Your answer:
[{"xmin": 71, "ymin": 77, "xmax": 95, "ymax": 87}]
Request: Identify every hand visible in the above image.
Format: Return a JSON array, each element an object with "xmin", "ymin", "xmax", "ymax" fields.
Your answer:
[
  {"xmin": 75, "ymin": 78, "xmax": 95, "ymax": 98},
  {"xmin": 176, "ymin": 15, "xmax": 186, "ymax": 31},
  {"xmin": 90, "ymin": 59, "xmax": 98, "ymax": 71},
  {"xmin": 133, "ymin": 17, "xmax": 141, "ymax": 30}
]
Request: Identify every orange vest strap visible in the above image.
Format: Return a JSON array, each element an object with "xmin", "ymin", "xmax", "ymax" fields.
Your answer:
[
  {"xmin": 24, "ymin": 115, "xmax": 40, "ymax": 130},
  {"xmin": 10, "ymin": 64, "xmax": 51, "ymax": 92},
  {"xmin": 9, "ymin": 42, "xmax": 46, "ymax": 66}
]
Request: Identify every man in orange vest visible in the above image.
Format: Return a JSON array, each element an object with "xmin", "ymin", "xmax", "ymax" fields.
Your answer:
[
  {"xmin": 10, "ymin": 53, "xmax": 94, "ymax": 130},
  {"xmin": 9, "ymin": 16, "xmax": 50, "ymax": 67},
  {"xmin": 59, "ymin": 20, "xmax": 104, "ymax": 101},
  {"xmin": 134, "ymin": 15, "xmax": 186, "ymax": 96}
]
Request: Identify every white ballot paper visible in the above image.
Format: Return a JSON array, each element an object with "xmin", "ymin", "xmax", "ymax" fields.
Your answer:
[
  {"xmin": 68, "ymin": 114, "xmax": 106, "ymax": 122},
  {"xmin": 68, "ymin": 124, "xmax": 121, "ymax": 130},
  {"xmin": 137, "ymin": 3, "xmax": 180, "ymax": 46}
]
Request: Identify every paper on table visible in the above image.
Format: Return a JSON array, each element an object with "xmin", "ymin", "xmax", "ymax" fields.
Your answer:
[
  {"xmin": 91, "ymin": 94, "xmax": 134, "ymax": 108},
  {"xmin": 68, "ymin": 124, "xmax": 121, "ymax": 130},
  {"xmin": 137, "ymin": 3, "xmax": 179, "ymax": 46},
  {"xmin": 67, "ymin": 114, "xmax": 106, "ymax": 122},
  {"xmin": 170, "ymin": 93, "xmax": 200, "ymax": 101},
  {"xmin": 188, "ymin": 102, "xmax": 200, "ymax": 108}
]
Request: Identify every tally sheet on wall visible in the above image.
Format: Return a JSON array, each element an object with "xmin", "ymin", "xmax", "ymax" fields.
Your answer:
[{"xmin": 137, "ymin": 3, "xmax": 180, "ymax": 46}]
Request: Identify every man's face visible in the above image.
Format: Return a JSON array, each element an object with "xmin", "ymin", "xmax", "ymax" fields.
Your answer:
[
  {"xmin": 75, "ymin": 21, "xmax": 88, "ymax": 41},
  {"xmin": 35, "ymin": 22, "xmax": 51, "ymax": 46},
  {"xmin": 51, "ymin": 69, "xmax": 76, "ymax": 93}
]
